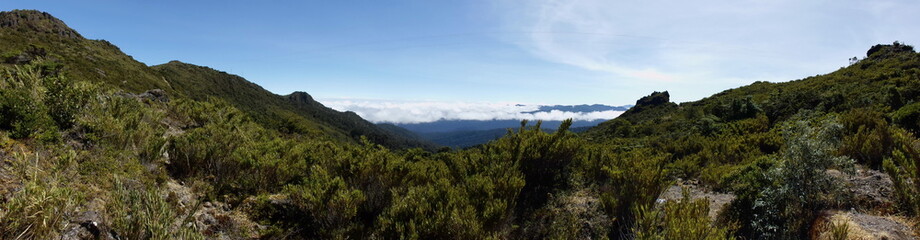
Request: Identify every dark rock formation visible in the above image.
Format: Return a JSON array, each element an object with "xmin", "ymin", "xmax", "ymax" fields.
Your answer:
[
  {"xmin": 635, "ymin": 91, "xmax": 671, "ymax": 107},
  {"xmin": 138, "ymin": 89, "xmax": 169, "ymax": 102},
  {"xmin": 867, "ymin": 41, "xmax": 916, "ymax": 59},
  {"xmin": 0, "ymin": 10, "xmax": 82, "ymax": 39},
  {"xmin": 119, "ymin": 89, "xmax": 170, "ymax": 102}
]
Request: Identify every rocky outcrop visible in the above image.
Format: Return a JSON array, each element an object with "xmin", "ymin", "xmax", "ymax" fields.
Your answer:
[
  {"xmin": 287, "ymin": 91, "xmax": 318, "ymax": 107},
  {"xmin": 839, "ymin": 166, "xmax": 897, "ymax": 213},
  {"xmin": 867, "ymin": 42, "xmax": 916, "ymax": 60},
  {"xmin": 635, "ymin": 91, "xmax": 672, "ymax": 107},
  {"xmin": 165, "ymin": 181, "xmax": 262, "ymax": 239},
  {"xmin": 119, "ymin": 89, "xmax": 170, "ymax": 102},
  {"xmin": 0, "ymin": 10, "xmax": 82, "ymax": 39},
  {"xmin": 137, "ymin": 89, "xmax": 170, "ymax": 102},
  {"xmin": 620, "ymin": 91, "xmax": 678, "ymax": 117},
  {"xmin": 3, "ymin": 45, "xmax": 48, "ymax": 65}
]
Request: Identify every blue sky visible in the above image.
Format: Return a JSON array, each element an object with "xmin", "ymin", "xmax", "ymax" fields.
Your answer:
[{"xmin": 5, "ymin": 0, "xmax": 920, "ymax": 122}]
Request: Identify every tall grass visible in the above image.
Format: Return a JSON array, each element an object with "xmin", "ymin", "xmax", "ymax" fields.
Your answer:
[
  {"xmin": 0, "ymin": 150, "xmax": 81, "ymax": 239},
  {"xmin": 107, "ymin": 177, "xmax": 203, "ymax": 240}
]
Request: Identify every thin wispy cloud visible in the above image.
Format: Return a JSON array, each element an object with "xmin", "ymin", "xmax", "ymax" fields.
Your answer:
[
  {"xmin": 498, "ymin": 0, "xmax": 920, "ymax": 91},
  {"xmin": 321, "ymin": 99, "xmax": 624, "ymax": 124},
  {"xmin": 525, "ymin": 0, "xmax": 676, "ymax": 82}
]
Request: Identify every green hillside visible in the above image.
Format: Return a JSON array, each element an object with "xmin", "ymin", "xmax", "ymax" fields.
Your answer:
[
  {"xmin": 0, "ymin": 9, "xmax": 434, "ymax": 150},
  {"xmin": 584, "ymin": 41, "xmax": 920, "ymax": 238},
  {"xmin": 2, "ymin": 9, "xmax": 920, "ymax": 240},
  {"xmin": 590, "ymin": 42, "xmax": 919, "ymax": 141}
]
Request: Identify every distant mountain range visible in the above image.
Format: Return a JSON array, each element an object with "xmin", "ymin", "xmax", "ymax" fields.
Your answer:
[
  {"xmin": 395, "ymin": 119, "xmax": 609, "ymax": 133},
  {"xmin": 522, "ymin": 104, "xmax": 631, "ymax": 113},
  {"xmin": 389, "ymin": 104, "xmax": 631, "ymax": 147}
]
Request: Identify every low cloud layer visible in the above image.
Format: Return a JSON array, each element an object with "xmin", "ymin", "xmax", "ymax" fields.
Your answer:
[{"xmin": 321, "ymin": 99, "xmax": 624, "ymax": 124}]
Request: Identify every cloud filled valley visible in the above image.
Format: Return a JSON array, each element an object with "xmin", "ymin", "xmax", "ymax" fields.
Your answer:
[{"xmin": 321, "ymin": 99, "xmax": 628, "ymax": 124}]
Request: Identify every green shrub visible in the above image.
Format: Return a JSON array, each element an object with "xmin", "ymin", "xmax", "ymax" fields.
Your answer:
[
  {"xmin": 0, "ymin": 63, "xmax": 56, "ymax": 139},
  {"xmin": 892, "ymin": 102, "xmax": 920, "ymax": 134},
  {"xmin": 165, "ymin": 100, "xmax": 295, "ymax": 199},
  {"xmin": 0, "ymin": 60, "xmax": 90, "ymax": 141},
  {"xmin": 442, "ymin": 147, "xmax": 524, "ymax": 233},
  {"xmin": 882, "ymin": 128, "xmax": 920, "ymax": 216},
  {"xmin": 633, "ymin": 189, "xmax": 735, "ymax": 240},
  {"xmin": 167, "ymin": 121, "xmax": 246, "ymax": 195},
  {"xmin": 668, "ymin": 155, "xmax": 703, "ymax": 180},
  {"xmin": 283, "ymin": 165, "xmax": 365, "ymax": 238},
  {"xmin": 375, "ymin": 178, "xmax": 484, "ymax": 240},
  {"xmin": 77, "ymin": 90, "xmax": 167, "ymax": 164},
  {"xmin": 42, "ymin": 68, "xmax": 89, "ymax": 129},
  {"xmin": 731, "ymin": 117, "xmax": 853, "ymax": 239},
  {"xmin": 596, "ymin": 147, "xmax": 672, "ymax": 236},
  {"xmin": 699, "ymin": 164, "xmax": 742, "ymax": 190},
  {"xmin": 509, "ymin": 120, "xmax": 581, "ymax": 214},
  {"xmin": 838, "ymin": 108, "xmax": 895, "ymax": 168},
  {"xmin": 715, "ymin": 96, "xmax": 762, "ymax": 121}
]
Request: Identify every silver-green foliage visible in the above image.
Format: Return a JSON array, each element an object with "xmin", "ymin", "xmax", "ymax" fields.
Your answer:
[{"xmin": 750, "ymin": 116, "xmax": 854, "ymax": 239}]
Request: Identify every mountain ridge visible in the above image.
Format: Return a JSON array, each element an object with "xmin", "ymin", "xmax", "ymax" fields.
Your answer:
[
  {"xmin": 522, "ymin": 104, "xmax": 631, "ymax": 114},
  {"xmin": 0, "ymin": 9, "xmax": 434, "ymax": 150}
]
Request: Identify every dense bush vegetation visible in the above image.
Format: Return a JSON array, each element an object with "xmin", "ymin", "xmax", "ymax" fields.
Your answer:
[
  {"xmin": 0, "ymin": 59, "xmax": 88, "ymax": 140},
  {"xmin": 4, "ymin": 9, "xmax": 920, "ymax": 239},
  {"xmin": 0, "ymin": 60, "xmax": 683, "ymax": 238},
  {"xmin": 0, "ymin": 60, "xmax": 202, "ymax": 239}
]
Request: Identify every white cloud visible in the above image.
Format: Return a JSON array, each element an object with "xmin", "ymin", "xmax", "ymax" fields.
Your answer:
[
  {"xmin": 320, "ymin": 99, "xmax": 624, "ymax": 124},
  {"xmin": 497, "ymin": 0, "xmax": 920, "ymax": 89}
]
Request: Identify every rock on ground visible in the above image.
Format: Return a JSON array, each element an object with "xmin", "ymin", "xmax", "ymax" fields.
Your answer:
[
  {"xmin": 658, "ymin": 180, "xmax": 736, "ymax": 220},
  {"xmin": 812, "ymin": 210, "xmax": 918, "ymax": 240},
  {"xmin": 828, "ymin": 165, "xmax": 897, "ymax": 213},
  {"xmin": 164, "ymin": 180, "xmax": 263, "ymax": 239}
]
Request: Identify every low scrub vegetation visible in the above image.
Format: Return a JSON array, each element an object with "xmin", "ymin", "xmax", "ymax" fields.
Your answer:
[{"xmin": 3, "ymin": 22, "xmax": 920, "ymax": 240}]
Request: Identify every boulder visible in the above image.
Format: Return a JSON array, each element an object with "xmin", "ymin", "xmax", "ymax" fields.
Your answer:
[
  {"xmin": 138, "ymin": 89, "xmax": 169, "ymax": 102},
  {"xmin": 60, "ymin": 211, "xmax": 117, "ymax": 240}
]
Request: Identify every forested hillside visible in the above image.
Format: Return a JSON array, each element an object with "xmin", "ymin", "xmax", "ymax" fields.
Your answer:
[
  {"xmin": 0, "ymin": 10, "xmax": 434, "ymax": 150},
  {"xmin": 2, "ymin": 9, "xmax": 920, "ymax": 239}
]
